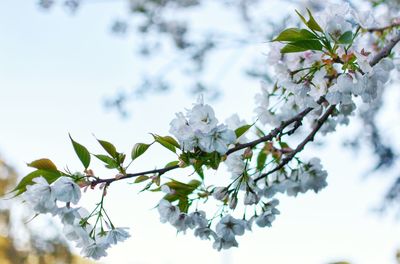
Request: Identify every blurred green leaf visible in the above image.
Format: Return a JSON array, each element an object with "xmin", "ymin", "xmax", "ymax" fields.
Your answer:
[
  {"xmin": 134, "ymin": 175, "xmax": 149, "ymax": 183},
  {"xmin": 27, "ymin": 158, "xmax": 58, "ymax": 171},
  {"xmin": 235, "ymin": 124, "xmax": 252, "ymax": 139},
  {"xmin": 338, "ymin": 31, "xmax": 353, "ymax": 44}
]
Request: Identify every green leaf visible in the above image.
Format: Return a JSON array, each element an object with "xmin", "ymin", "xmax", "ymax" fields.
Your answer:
[
  {"xmin": 94, "ymin": 154, "xmax": 119, "ymax": 169},
  {"xmin": 281, "ymin": 40, "xmax": 323, "ymax": 53},
  {"xmin": 27, "ymin": 158, "xmax": 58, "ymax": 171},
  {"xmin": 131, "ymin": 143, "xmax": 150, "ymax": 161},
  {"xmin": 209, "ymin": 152, "xmax": 221, "ymax": 170},
  {"xmin": 97, "ymin": 139, "xmax": 117, "ymax": 158},
  {"xmin": 295, "ymin": 9, "xmax": 323, "ymax": 33},
  {"xmin": 295, "ymin": 9, "xmax": 308, "ymax": 25},
  {"xmin": 165, "ymin": 160, "xmax": 179, "ymax": 168},
  {"xmin": 161, "ymin": 136, "xmax": 180, "ymax": 148},
  {"xmin": 69, "ymin": 134, "xmax": 91, "ymax": 169},
  {"xmin": 12, "ymin": 169, "xmax": 62, "ymax": 196},
  {"xmin": 178, "ymin": 197, "xmax": 189, "ymax": 213},
  {"xmin": 193, "ymin": 162, "xmax": 204, "ymax": 180},
  {"xmin": 338, "ymin": 31, "xmax": 353, "ymax": 44},
  {"xmin": 165, "ymin": 179, "xmax": 201, "ymax": 194},
  {"xmin": 273, "ymin": 28, "xmax": 317, "ymax": 42},
  {"xmin": 152, "ymin": 134, "xmax": 177, "ymax": 153},
  {"xmin": 279, "ymin": 142, "xmax": 289, "ymax": 149},
  {"xmin": 235, "ymin": 124, "xmax": 252, "ymax": 139},
  {"xmin": 134, "ymin": 175, "xmax": 150, "ymax": 183},
  {"xmin": 257, "ymin": 151, "xmax": 267, "ymax": 171},
  {"xmin": 306, "ymin": 9, "xmax": 323, "ymax": 32}
]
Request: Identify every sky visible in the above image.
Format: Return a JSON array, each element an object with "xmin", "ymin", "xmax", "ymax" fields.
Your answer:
[{"xmin": 0, "ymin": 1, "xmax": 399, "ymax": 263}]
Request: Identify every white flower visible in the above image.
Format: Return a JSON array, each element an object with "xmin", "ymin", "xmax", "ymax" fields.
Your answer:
[
  {"xmin": 23, "ymin": 176, "xmax": 56, "ymax": 213},
  {"xmin": 212, "ymin": 236, "xmax": 238, "ymax": 251},
  {"xmin": 172, "ymin": 213, "xmax": 195, "ymax": 232},
  {"xmin": 216, "ymin": 215, "xmax": 245, "ymax": 240},
  {"xmin": 52, "ymin": 176, "xmax": 81, "ymax": 204},
  {"xmin": 325, "ymin": 15, "xmax": 352, "ymax": 40},
  {"xmin": 57, "ymin": 206, "xmax": 81, "ymax": 225},
  {"xmin": 212, "ymin": 187, "xmax": 228, "ymax": 201},
  {"xmin": 194, "ymin": 227, "xmax": 216, "ymax": 240},
  {"xmin": 105, "ymin": 227, "xmax": 130, "ymax": 245},
  {"xmin": 158, "ymin": 199, "xmax": 180, "ymax": 224},
  {"xmin": 189, "ymin": 211, "xmax": 208, "ymax": 228},
  {"xmin": 244, "ymin": 191, "xmax": 260, "ymax": 205},
  {"xmin": 81, "ymin": 242, "xmax": 109, "ymax": 260},
  {"xmin": 225, "ymin": 152, "xmax": 245, "ymax": 178},
  {"xmin": 187, "ymin": 101, "xmax": 218, "ymax": 134},
  {"xmin": 225, "ymin": 114, "xmax": 248, "ymax": 143},
  {"xmin": 169, "ymin": 112, "xmax": 197, "ymax": 151},
  {"xmin": 63, "ymin": 223, "xmax": 93, "ymax": 248},
  {"xmin": 255, "ymin": 199, "xmax": 280, "ymax": 228},
  {"xmin": 198, "ymin": 125, "xmax": 236, "ymax": 154},
  {"xmin": 355, "ymin": 52, "xmax": 372, "ymax": 73}
]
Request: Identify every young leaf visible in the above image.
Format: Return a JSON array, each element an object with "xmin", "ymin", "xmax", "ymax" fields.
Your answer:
[
  {"xmin": 306, "ymin": 9, "xmax": 323, "ymax": 32},
  {"xmin": 257, "ymin": 151, "xmax": 267, "ymax": 171},
  {"xmin": 160, "ymin": 136, "xmax": 180, "ymax": 148},
  {"xmin": 295, "ymin": 9, "xmax": 323, "ymax": 32},
  {"xmin": 279, "ymin": 141, "xmax": 289, "ymax": 149},
  {"xmin": 165, "ymin": 160, "xmax": 179, "ymax": 168},
  {"xmin": 235, "ymin": 124, "xmax": 252, "ymax": 139},
  {"xmin": 134, "ymin": 175, "xmax": 149, "ymax": 183},
  {"xmin": 27, "ymin": 158, "xmax": 58, "ymax": 171},
  {"xmin": 338, "ymin": 31, "xmax": 353, "ymax": 44},
  {"xmin": 178, "ymin": 197, "xmax": 190, "ymax": 213},
  {"xmin": 97, "ymin": 139, "xmax": 117, "ymax": 158},
  {"xmin": 295, "ymin": 9, "xmax": 308, "ymax": 25},
  {"xmin": 69, "ymin": 134, "xmax": 91, "ymax": 169},
  {"xmin": 131, "ymin": 143, "xmax": 150, "ymax": 161},
  {"xmin": 273, "ymin": 28, "xmax": 317, "ymax": 42},
  {"xmin": 94, "ymin": 154, "xmax": 119, "ymax": 169},
  {"xmin": 152, "ymin": 134, "xmax": 177, "ymax": 153},
  {"xmin": 281, "ymin": 40, "xmax": 323, "ymax": 53}
]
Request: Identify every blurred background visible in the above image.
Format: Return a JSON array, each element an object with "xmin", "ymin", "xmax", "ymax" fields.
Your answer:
[{"xmin": 0, "ymin": 0, "xmax": 400, "ymax": 263}]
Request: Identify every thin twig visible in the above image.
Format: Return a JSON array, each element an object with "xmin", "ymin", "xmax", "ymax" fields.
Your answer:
[{"xmin": 254, "ymin": 105, "xmax": 336, "ymax": 182}]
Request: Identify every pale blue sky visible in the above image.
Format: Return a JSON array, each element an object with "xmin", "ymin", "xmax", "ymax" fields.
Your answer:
[{"xmin": 0, "ymin": 1, "xmax": 399, "ymax": 263}]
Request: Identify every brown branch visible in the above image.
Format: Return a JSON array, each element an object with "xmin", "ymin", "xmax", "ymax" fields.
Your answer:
[
  {"xmin": 254, "ymin": 105, "xmax": 336, "ymax": 182},
  {"xmin": 370, "ymin": 32, "xmax": 400, "ymax": 67},
  {"xmin": 366, "ymin": 22, "xmax": 400, "ymax": 33}
]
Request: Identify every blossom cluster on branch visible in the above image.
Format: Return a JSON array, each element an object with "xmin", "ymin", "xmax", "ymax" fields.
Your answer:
[{"xmin": 8, "ymin": 2, "xmax": 400, "ymax": 260}]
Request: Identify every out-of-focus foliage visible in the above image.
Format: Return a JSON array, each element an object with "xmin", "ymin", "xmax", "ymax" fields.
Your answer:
[{"xmin": 0, "ymin": 158, "xmax": 93, "ymax": 264}]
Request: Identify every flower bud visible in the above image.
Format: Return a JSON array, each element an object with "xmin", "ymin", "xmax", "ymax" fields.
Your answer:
[{"xmin": 229, "ymin": 196, "xmax": 238, "ymax": 209}]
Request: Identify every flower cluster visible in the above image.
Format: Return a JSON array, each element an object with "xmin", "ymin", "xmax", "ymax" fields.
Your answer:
[
  {"xmin": 158, "ymin": 198, "xmax": 280, "ymax": 250},
  {"xmin": 169, "ymin": 96, "xmax": 236, "ymax": 154},
  {"xmin": 257, "ymin": 2, "xmax": 395, "ymax": 134},
  {"xmin": 23, "ymin": 176, "xmax": 130, "ymax": 260}
]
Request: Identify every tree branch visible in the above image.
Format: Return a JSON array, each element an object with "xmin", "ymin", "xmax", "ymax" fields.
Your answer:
[
  {"xmin": 91, "ymin": 31, "xmax": 400, "ymax": 186},
  {"xmin": 370, "ymin": 32, "xmax": 400, "ymax": 66},
  {"xmin": 254, "ymin": 105, "xmax": 336, "ymax": 182},
  {"xmin": 366, "ymin": 22, "xmax": 400, "ymax": 33}
]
